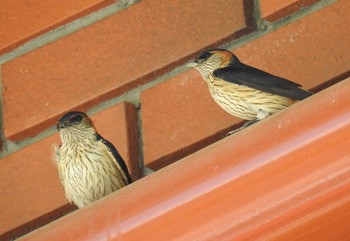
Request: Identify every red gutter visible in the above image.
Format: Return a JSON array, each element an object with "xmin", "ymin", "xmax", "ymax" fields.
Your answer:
[{"xmin": 20, "ymin": 78, "xmax": 350, "ymax": 240}]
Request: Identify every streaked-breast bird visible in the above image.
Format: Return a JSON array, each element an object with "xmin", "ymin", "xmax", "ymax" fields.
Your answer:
[
  {"xmin": 53, "ymin": 111, "xmax": 132, "ymax": 208},
  {"xmin": 188, "ymin": 48, "xmax": 312, "ymax": 134}
]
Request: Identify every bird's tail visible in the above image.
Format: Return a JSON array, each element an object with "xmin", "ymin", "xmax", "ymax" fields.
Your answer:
[{"xmin": 294, "ymin": 88, "xmax": 313, "ymax": 100}]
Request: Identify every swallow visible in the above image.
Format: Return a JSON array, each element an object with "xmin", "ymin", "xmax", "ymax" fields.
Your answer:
[
  {"xmin": 53, "ymin": 111, "xmax": 132, "ymax": 208},
  {"xmin": 188, "ymin": 48, "xmax": 312, "ymax": 134}
]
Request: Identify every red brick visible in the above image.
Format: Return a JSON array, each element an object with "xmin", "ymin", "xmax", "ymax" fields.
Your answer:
[
  {"xmin": 141, "ymin": 0, "xmax": 350, "ymax": 169},
  {"xmin": 91, "ymin": 103, "xmax": 141, "ymax": 180},
  {"xmin": 0, "ymin": 133, "xmax": 68, "ymax": 239},
  {"xmin": 2, "ymin": 0, "xmax": 247, "ymax": 142},
  {"xmin": 0, "ymin": 0, "xmax": 115, "ymax": 55},
  {"xmin": 260, "ymin": 0, "xmax": 320, "ymax": 21},
  {"xmin": 141, "ymin": 70, "xmax": 239, "ymax": 170},
  {"xmin": 0, "ymin": 102, "xmax": 139, "ymax": 239}
]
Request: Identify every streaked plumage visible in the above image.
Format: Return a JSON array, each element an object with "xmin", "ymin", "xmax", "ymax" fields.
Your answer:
[
  {"xmin": 53, "ymin": 111, "xmax": 132, "ymax": 208},
  {"xmin": 188, "ymin": 48, "xmax": 312, "ymax": 133}
]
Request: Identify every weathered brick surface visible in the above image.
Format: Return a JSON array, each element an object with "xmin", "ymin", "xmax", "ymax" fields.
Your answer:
[
  {"xmin": 0, "ymin": 102, "xmax": 139, "ymax": 239},
  {"xmin": 0, "ymin": 0, "xmax": 115, "ymax": 55},
  {"xmin": 260, "ymin": 0, "xmax": 320, "ymax": 21},
  {"xmin": 141, "ymin": 0, "xmax": 350, "ymax": 169},
  {"xmin": 0, "ymin": 134, "xmax": 68, "ymax": 239},
  {"xmin": 141, "ymin": 70, "xmax": 238, "ymax": 170},
  {"xmin": 2, "ymin": 0, "xmax": 248, "ymax": 142}
]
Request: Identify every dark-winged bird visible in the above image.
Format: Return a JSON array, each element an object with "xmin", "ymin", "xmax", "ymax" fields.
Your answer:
[
  {"xmin": 188, "ymin": 49, "xmax": 312, "ymax": 134},
  {"xmin": 53, "ymin": 111, "xmax": 132, "ymax": 208}
]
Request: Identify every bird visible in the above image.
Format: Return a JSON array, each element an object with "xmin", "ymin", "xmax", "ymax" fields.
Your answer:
[
  {"xmin": 52, "ymin": 111, "xmax": 132, "ymax": 208},
  {"xmin": 188, "ymin": 48, "xmax": 312, "ymax": 134}
]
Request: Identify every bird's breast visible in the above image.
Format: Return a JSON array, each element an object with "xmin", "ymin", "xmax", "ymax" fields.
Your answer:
[
  {"xmin": 57, "ymin": 141, "xmax": 127, "ymax": 208},
  {"xmin": 206, "ymin": 76, "xmax": 294, "ymax": 120}
]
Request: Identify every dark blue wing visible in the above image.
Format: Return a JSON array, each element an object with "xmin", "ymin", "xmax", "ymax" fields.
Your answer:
[
  {"xmin": 96, "ymin": 133, "xmax": 133, "ymax": 184},
  {"xmin": 213, "ymin": 64, "xmax": 312, "ymax": 100}
]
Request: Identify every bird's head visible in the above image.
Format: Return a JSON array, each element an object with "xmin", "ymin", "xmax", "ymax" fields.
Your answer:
[
  {"xmin": 57, "ymin": 111, "xmax": 96, "ymax": 143},
  {"xmin": 187, "ymin": 49, "xmax": 240, "ymax": 78}
]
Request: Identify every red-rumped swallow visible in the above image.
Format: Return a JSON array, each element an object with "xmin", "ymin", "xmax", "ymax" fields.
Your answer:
[
  {"xmin": 53, "ymin": 111, "xmax": 132, "ymax": 208},
  {"xmin": 188, "ymin": 48, "xmax": 312, "ymax": 134}
]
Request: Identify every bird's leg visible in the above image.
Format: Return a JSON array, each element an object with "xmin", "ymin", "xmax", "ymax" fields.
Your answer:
[{"xmin": 226, "ymin": 119, "xmax": 259, "ymax": 136}]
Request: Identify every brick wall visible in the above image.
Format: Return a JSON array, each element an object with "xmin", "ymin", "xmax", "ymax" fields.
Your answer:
[{"xmin": 0, "ymin": 0, "xmax": 349, "ymax": 240}]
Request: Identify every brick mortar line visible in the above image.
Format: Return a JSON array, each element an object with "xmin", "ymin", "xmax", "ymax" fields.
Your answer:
[
  {"xmin": 0, "ymin": 0, "xmax": 142, "ymax": 65},
  {"xmin": 0, "ymin": 61, "xmax": 187, "ymax": 158},
  {"xmin": 88, "ymin": 90, "xmax": 147, "ymax": 174},
  {"xmin": 88, "ymin": 66, "xmax": 189, "ymax": 170},
  {"xmin": 0, "ymin": 68, "xmax": 6, "ymax": 152},
  {"xmin": 136, "ymin": 104, "xmax": 147, "ymax": 174},
  {"xmin": 252, "ymin": 0, "xmax": 265, "ymax": 30},
  {"xmin": 0, "ymin": 0, "xmax": 338, "ymax": 159},
  {"xmin": 264, "ymin": 0, "xmax": 337, "ymax": 28},
  {"xmin": 222, "ymin": 0, "xmax": 337, "ymax": 50}
]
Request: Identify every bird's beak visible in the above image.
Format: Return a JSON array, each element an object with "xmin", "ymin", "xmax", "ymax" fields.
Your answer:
[
  {"xmin": 57, "ymin": 122, "xmax": 66, "ymax": 130},
  {"xmin": 187, "ymin": 62, "xmax": 198, "ymax": 68}
]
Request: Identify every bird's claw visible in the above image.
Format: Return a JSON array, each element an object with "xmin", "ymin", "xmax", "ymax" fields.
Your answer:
[
  {"xmin": 226, "ymin": 119, "xmax": 259, "ymax": 136},
  {"xmin": 226, "ymin": 127, "xmax": 243, "ymax": 136}
]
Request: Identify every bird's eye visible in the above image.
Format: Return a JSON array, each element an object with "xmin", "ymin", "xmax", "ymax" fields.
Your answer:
[
  {"xmin": 199, "ymin": 52, "xmax": 213, "ymax": 60},
  {"xmin": 196, "ymin": 52, "xmax": 213, "ymax": 63},
  {"xmin": 70, "ymin": 115, "xmax": 83, "ymax": 123}
]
